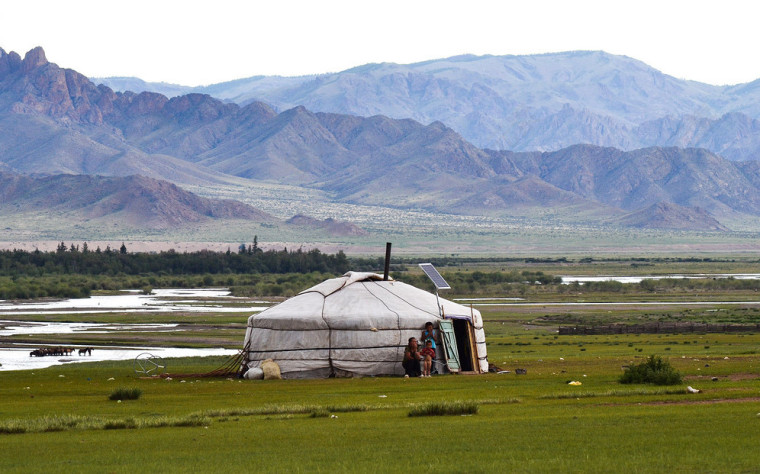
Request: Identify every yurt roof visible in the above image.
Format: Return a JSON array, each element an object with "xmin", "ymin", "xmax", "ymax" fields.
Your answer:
[{"xmin": 248, "ymin": 272, "xmax": 478, "ymax": 330}]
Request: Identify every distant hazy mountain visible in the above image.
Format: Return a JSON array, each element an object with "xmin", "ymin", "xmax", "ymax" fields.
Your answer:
[
  {"xmin": 94, "ymin": 77, "xmax": 193, "ymax": 99},
  {"xmin": 0, "ymin": 172, "xmax": 273, "ymax": 229},
  {"xmin": 487, "ymin": 145, "xmax": 760, "ymax": 217},
  {"xmin": 97, "ymin": 51, "xmax": 760, "ymax": 160},
  {"xmin": 615, "ymin": 202, "xmax": 728, "ymax": 231},
  {"xmin": 5, "ymin": 46, "xmax": 760, "ymax": 232},
  {"xmin": 286, "ymin": 215, "xmax": 368, "ymax": 236}
]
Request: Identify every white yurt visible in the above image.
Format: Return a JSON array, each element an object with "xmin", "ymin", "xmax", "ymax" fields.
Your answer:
[{"xmin": 241, "ymin": 271, "xmax": 488, "ymax": 379}]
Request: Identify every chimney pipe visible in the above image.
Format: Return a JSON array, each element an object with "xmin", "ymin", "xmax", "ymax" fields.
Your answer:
[{"xmin": 383, "ymin": 242, "xmax": 392, "ymax": 281}]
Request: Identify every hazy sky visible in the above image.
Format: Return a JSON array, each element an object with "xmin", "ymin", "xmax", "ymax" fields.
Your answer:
[{"xmin": 1, "ymin": 0, "xmax": 757, "ymax": 86}]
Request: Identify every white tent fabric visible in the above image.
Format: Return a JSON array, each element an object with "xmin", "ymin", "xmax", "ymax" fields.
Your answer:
[{"xmin": 242, "ymin": 272, "xmax": 488, "ymax": 378}]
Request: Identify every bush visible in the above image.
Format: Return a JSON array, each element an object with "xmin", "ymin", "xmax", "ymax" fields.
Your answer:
[
  {"xmin": 619, "ymin": 355, "xmax": 682, "ymax": 385},
  {"xmin": 109, "ymin": 388, "xmax": 142, "ymax": 401}
]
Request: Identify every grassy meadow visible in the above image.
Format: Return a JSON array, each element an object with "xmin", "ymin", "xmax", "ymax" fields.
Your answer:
[
  {"xmin": 1, "ymin": 339, "xmax": 759, "ymax": 473},
  {"xmin": 1, "ymin": 258, "xmax": 760, "ymax": 472}
]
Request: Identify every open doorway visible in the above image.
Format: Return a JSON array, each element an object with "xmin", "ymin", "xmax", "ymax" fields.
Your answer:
[
  {"xmin": 452, "ymin": 318, "xmax": 475, "ymax": 372},
  {"xmin": 440, "ymin": 317, "xmax": 479, "ymax": 373}
]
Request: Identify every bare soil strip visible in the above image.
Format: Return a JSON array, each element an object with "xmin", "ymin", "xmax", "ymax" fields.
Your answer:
[{"xmin": 607, "ymin": 396, "xmax": 760, "ymax": 407}]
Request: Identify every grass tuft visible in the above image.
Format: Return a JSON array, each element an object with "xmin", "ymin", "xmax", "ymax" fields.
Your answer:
[
  {"xmin": 0, "ymin": 422, "xmax": 27, "ymax": 434},
  {"xmin": 104, "ymin": 418, "xmax": 137, "ymax": 430},
  {"xmin": 309, "ymin": 409, "xmax": 330, "ymax": 418},
  {"xmin": 195, "ymin": 403, "xmax": 371, "ymax": 419},
  {"xmin": 540, "ymin": 388, "xmax": 689, "ymax": 399},
  {"xmin": 324, "ymin": 404, "xmax": 370, "ymax": 413},
  {"xmin": 109, "ymin": 387, "xmax": 142, "ymax": 401},
  {"xmin": 0, "ymin": 413, "xmax": 211, "ymax": 435},
  {"xmin": 408, "ymin": 401, "xmax": 478, "ymax": 417},
  {"xmin": 165, "ymin": 415, "xmax": 210, "ymax": 428}
]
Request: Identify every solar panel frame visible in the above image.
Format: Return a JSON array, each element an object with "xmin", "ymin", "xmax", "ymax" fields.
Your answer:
[{"xmin": 419, "ymin": 263, "xmax": 451, "ymax": 290}]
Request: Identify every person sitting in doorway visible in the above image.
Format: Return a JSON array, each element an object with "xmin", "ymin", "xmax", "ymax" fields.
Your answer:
[
  {"xmin": 402, "ymin": 337, "xmax": 421, "ymax": 377},
  {"xmin": 419, "ymin": 339, "xmax": 436, "ymax": 377}
]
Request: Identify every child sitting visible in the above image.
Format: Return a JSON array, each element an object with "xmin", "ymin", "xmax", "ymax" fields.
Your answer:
[{"xmin": 419, "ymin": 339, "xmax": 436, "ymax": 377}]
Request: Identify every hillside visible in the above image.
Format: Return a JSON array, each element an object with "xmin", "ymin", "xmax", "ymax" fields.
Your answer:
[
  {"xmin": 98, "ymin": 51, "xmax": 760, "ymax": 160},
  {"xmin": 0, "ymin": 47, "xmax": 248, "ymax": 186},
  {"xmin": 614, "ymin": 202, "xmax": 728, "ymax": 231},
  {"xmin": 4, "ymin": 46, "xmax": 760, "ymax": 232}
]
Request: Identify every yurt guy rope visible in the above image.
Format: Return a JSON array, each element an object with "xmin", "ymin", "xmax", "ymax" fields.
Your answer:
[{"xmin": 153, "ymin": 349, "xmax": 247, "ymax": 379}]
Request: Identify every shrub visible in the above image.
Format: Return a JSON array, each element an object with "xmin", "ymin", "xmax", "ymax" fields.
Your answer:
[
  {"xmin": 109, "ymin": 387, "xmax": 142, "ymax": 401},
  {"xmin": 619, "ymin": 355, "xmax": 682, "ymax": 385},
  {"xmin": 408, "ymin": 401, "xmax": 478, "ymax": 417}
]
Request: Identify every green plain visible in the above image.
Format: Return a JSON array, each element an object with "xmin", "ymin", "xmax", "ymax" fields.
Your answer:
[{"xmin": 1, "ymin": 259, "xmax": 760, "ymax": 472}]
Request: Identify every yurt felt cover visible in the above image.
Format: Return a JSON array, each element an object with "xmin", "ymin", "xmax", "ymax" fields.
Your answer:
[{"xmin": 242, "ymin": 272, "xmax": 487, "ymax": 378}]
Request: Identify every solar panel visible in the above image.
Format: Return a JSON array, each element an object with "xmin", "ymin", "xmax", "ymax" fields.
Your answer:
[{"xmin": 419, "ymin": 263, "xmax": 451, "ymax": 290}]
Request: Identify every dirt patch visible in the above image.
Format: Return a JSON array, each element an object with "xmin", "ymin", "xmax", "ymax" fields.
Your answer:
[
  {"xmin": 638, "ymin": 396, "xmax": 760, "ymax": 406},
  {"xmin": 686, "ymin": 373, "xmax": 760, "ymax": 382}
]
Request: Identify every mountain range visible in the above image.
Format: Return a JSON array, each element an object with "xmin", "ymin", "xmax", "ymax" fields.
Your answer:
[
  {"xmin": 3, "ymin": 46, "xmax": 760, "ymax": 234},
  {"xmin": 98, "ymin": 51, "xmax": 760, "ymax": 161}
]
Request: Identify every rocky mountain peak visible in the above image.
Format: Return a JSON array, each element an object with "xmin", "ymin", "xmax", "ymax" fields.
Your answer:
[
  {"xmin": 21, "ymin": 46, "xmax": 48, "ymax": 72},
  {"xmin": 0, "ymin": 48, "xmax": 22, "ymax": 76}
]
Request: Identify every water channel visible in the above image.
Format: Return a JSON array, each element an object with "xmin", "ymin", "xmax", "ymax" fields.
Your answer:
[
  {"xmin": 0, "ymin": 288, "xmax": 269, "ymax": 315},
  {"xmin": 560, "ymin": 273, "xmax": 760, "ymax": 284},
  {"xmin": 0, "ymin": 288, "xmax": 266, "ymax": 371},
  {"xmin": 1, "ymin": 346, "xmax": 239, "ymax": 371}
]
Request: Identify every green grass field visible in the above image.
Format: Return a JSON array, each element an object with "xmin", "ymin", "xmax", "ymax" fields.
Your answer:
[
  {"xmin": 1, "ymin": 331, "xmax": 759, "ymax": 473},
  {"xmin": 2, "ymin": 260, "xmax": 760, "ymax": 472}
]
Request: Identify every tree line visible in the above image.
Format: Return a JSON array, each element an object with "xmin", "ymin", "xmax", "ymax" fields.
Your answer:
[{"xmin": 0, "ymin": 242, "xmax": 352, "ymax": 277}]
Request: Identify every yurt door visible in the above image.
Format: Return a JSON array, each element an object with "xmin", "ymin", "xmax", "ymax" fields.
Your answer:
[{"xmin": 439, "ymin": 319, "xmax": 461, "ymax": 373}]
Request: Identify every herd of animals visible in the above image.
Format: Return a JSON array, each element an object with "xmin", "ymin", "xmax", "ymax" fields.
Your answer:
[{"xmin": 29, "ymin": 347, "xmax": 93, "ymax": 357}]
